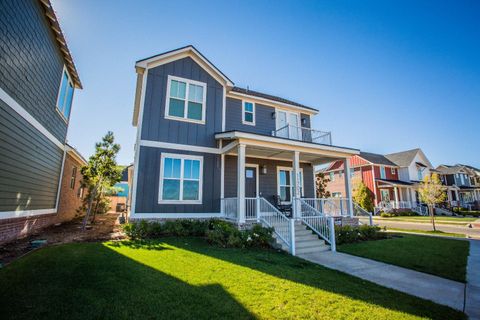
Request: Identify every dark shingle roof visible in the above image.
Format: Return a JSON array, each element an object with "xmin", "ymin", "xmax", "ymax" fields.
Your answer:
[
  {"xmin": 231, "ymin": 87, "xmax": 318, "ymax": 112},
  {"xmin": 384, "ymin": 148, "xmax": 421, "ymax": 167},
  {"xmin": 359, "ymin": 152, "xmax": 397, "ymax": 166}
]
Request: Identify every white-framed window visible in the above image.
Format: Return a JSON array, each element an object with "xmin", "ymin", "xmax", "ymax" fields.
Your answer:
[
  {"xmin": 460, "ymin": 174, "xmax": 465, "ymax": 185},
  {"xmin": 165, "ymin": 75, "xmax": 206, "ymax": 124},
  {"xmin": 339, "ymin": 170, "xmax": 343, "ymax": 178},
  {"xmin": 242, "ymin": 101, "xmax": 255, "ymax": 125},
  {"xmin": 56, "ymin": 66, "xmax": 74, "ymax": 121},
  {"xmin": 380, "ymin": 189, "xmax": 390, "ymax": 202},
  {"xmin": 391, "ymin": 167, "xmax": 396, "ymax": 175},
  {"xmin": 332, "ymin": 192, "xmax": 342, "ymax": 198},
  {"xmin": 380, "ymin": 166, "xmax": 386, "ymax": 179},
  {"xmin": 350, "ymin": 168, "xmax": 355, "ymax": 178},
  {"xmin": 329, "ymin": 172, "xmax": 335, "ymax": 182},
  {"xmin": 417, "ymin": 168, "xmax": 423, "ymax": 181},
  {"xmin": 277, "ymin": 167, "xmax": 304, "ymax": 203},
  {"xmin": 158, "ymin": 153, "xmax": 203, "ymax": 204}
]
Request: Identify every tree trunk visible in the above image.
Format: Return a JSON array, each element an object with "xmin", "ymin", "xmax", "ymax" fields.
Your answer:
[
  {"xmin": 82, "ymin": 185, "xmax": 98, "ymax": 230},
  {"xmin": 429, "ymin": 205, "xmax": 436, "ymax": 231}
]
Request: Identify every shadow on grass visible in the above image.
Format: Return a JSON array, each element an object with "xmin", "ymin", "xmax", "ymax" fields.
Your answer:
[
  {"xmin": 0, "ymin": 242, "xmax": 255, "ymax": 320},
  {"xmin": 127, "ymin": 237, "xmax": 465, "ymax": 320}
]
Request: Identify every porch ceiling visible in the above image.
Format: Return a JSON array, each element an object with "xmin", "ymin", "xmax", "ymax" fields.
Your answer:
[{"xmin": 224, "ymin": 144, "xmax": 344, "ymax": 165}]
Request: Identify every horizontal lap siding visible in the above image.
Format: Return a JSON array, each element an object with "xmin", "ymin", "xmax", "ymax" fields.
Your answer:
[
  {"xmin": 225, "ymin": 97, "xmax": 276, "ymax": 135},
  {"xmin": 0, "ymin": 0, "xmax": 68, "ymax": 142},
  {"xmin": 134, "ymin": 146, "xmax": 221, "ymax": 213},
  {"xmin": 140, "ymin": 57, "xmax": 223, "ymax": 148},
  {"xmin": 0, "ymin": 100, "xmax": 63, "ymax": 212},
  {"xmin": 224, "ymin": 156, "xmax": 314, "ymax": 204}
]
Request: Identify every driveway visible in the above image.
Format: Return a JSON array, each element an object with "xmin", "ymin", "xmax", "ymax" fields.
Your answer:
[{"xmin": 372, "ymin": 219, "xmax": 480, "ymax": 238}]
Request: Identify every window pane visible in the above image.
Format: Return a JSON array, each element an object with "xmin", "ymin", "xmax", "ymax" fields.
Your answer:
[
  {"xmin": 279, "ymin": 171, "xmax": 286, "ymax": 185},
  {"xmin": 58, "ymin": 72, "xmax": 68, "ymax": 111},
  {"xmin": 244, "ymin": 112, "xmax": 253, "ymax": 123},
  {"xmin": 172, "ymin": 159, "xmax": 181, "ymax": 178},
  {"xmin": 189, "ymin": 84, "xmax": 203, "ymax": 103},
  {"xmin": 183, "ymin": 180, "xmax": 199, "ymax": 200},
  {"xmin": 187, "ymin": 101, "xmax": 202, "ymax": 120},
  {"xmin": 169, "ymin": 98, "xmax": 185, "ymax": 117},
  {"xmin": 162, "ymin": 179, "xmax": 180, "ymax": 200},
  {"xmin": 191, "ymin": 160, "xmax": 200, "ymax": 179},
  {"xmin": 164, "ymin": 158, "xmax": 181, "ymax": 178},
  {"xmin": 170, "ymin": 80, "xmax": 186, "ymax": 99},
  {"xmin": 64, "ymin": 83, "xmax": 74, "ymax": 118},
  {"xmin": 280, "ymin": 186, "xmax": 291, "ymax": 202},
  {"xmin": 245, "ymin": 102, "xmax": 253, "ymax": 112}
]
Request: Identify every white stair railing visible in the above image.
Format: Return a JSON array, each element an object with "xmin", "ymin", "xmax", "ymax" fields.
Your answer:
[
  {"xmin": 413, "ymin": 204, "xmax": 429, "ymax": 216},
  {"xmin": 297, "ymin": 199, "xmax": 336, "ymax": 251},
  {"xmin": 353, "ymin": 202, "xmax": 373, "ymax": 226},
  {"xmin": 258, "ymin": 197, "xmax": 294, "ymax": 254}
]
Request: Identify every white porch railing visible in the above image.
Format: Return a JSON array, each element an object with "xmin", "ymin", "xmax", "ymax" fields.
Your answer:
[
  {"xmin": 376, "ymin": 200, "xmax": 415, "ymax": 211},
  {"xmin": 272, "ymin": 124, "xmax": 332, "ymax": 145},
  {"xmin": 222, "ymin": 198, "xmax": 237, "ymax": 220},
  {"xmin": 301, "ymin": 198, "xmax": 350, "ymax": 216},
  {"xmin": 297, "ymin": 198, "xmax": 336, "ymax": 251},
  {"xmin": 353, "ymin": 203, "xmax": 373, "ymax": 226},
  {"xmin": 245, "ymin": 197, "xmax": 258, "ymax": 221}
]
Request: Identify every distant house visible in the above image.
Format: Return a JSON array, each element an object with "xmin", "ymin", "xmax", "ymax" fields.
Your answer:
[
  {"xmin": 0, "ymin": 0, "xmax": 82, "ymax": 243},
  {"xmin": 436, "ymin": 164, "xmax": 480, "ymax": 209},
  {"xmin": 108, "ymin": 166, "xmax": 132, "ymax": 213},
  {"xmin": 323, "ymin": 148, "xmax": 433, "ymax": 214}
]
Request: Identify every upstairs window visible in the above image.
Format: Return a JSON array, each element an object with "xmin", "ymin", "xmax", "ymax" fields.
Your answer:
[
  {"xmin": 56, "ymin": 67, "xmax": 74, "ymax": 121},
  {"xmin": 242, "ymin": 101, "xmax": 255, "ymax": 125},
  {"xmin": 380, "ymin": 166, "xmax": 386, "ymax": 179},
  {"xmin": 159, "ymin": 153, "xmax": 203, "ymax": 204},
  {"xmin": 165, "ymin": 76, "xmax": 206, "ymax": 124},
  {"xmin": 417, "ymin": 168, "xmax": 423, "ymax": 181},
  {"xmin": 329, "ymin": 172, "xmax": 335, "ymax": 182},
  {"xmin": 391, "ymin": 167, "xmax": 396, "ymax": 175}
]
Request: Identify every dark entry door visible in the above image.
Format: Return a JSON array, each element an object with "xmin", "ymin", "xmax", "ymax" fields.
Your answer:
[{"xmin": 245, "ymin": 166, "xmax": 257, "ymax": 197}]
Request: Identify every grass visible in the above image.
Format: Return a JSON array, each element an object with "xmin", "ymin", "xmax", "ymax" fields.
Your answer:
[
  {"xmin": 386, "ymin": 227, "xmax": 466, "ymax": 238},
  {"xmin": 0, "ymin": 238, "xmax": 465, "ymax": 320},
  {"xmin": 339, "ymin": 234, "xmax": 469, "ymax": 282},
  {"xmin": 374, "ymin": 216, "xmax": 477, "ymax": 225}
]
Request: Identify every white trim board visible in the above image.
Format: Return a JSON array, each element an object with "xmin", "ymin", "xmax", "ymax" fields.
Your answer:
[
  {"xmin": 0, "ymin": 87, "xmax": 65, "ymax": 150},
  {"xmin": 130, "ymin": 212, "xmax": 224, "ymax": 219},
  {"xmin": 139, "ymin": 140, "xmax": 222, "ymax": 154},
  {"xmin": 0, "ymin": 208, "xmax": 56, "ymax": 220}
]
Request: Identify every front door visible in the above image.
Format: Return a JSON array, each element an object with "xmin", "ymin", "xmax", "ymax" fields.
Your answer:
[{"xmin": 245, "ymin": 166, "xmax": 257, "ymax": 197}]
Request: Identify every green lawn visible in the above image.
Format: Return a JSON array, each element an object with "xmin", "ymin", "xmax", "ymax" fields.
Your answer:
[
  {"xmin": 339, "ymin": 234, "xmax": 469, "ymax": 282},
  {"xmin": 374, "ymin": 216, "xmax": 477, "ymax": 225},
  {"xmin": 386, "ymin": 227, "xmax": 466, "ymax": 238},
  {"xmin": 0, "ymin": 238, "xmax": 465, "ymax": 320}
]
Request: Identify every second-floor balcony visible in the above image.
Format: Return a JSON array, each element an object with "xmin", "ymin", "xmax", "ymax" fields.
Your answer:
[{"xmin": 272, "ymin": 124, "xmax": 332, "ymax": 145}]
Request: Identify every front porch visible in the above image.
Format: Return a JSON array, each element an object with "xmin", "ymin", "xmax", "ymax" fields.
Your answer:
[
  {"xmin": 375, "ymin": 179, "xmax": 428, "ymax": 215},
  {"xmin": 216, "ymin": 131, "xmax": 364, "ymax": 254}
]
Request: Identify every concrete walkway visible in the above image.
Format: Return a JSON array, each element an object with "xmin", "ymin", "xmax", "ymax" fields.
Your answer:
[
  {"xmin": 466, "ymin": 240, "xmax": 480, "ymax": 319},
  {"xmin": 299, "ymin": 251, "xmax": 465, "ymax": 311}
]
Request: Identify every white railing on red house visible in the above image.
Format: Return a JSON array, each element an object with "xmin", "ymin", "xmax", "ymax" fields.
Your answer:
[
  {"xmin": 301, "ymin": 198, "xmax": 350, "ymax": 217},
  {"xmin": 272, "ymin": 124, "xmax": 332, "ymax": 145}
]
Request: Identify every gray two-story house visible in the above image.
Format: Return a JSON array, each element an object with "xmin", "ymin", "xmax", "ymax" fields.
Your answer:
[
  {"xmin": 0, "ymin": 0, "xmax": 81, "ymax": 242},
  {"xmin": 130, "ymin": 46, "xmax": 359, "ymax": 254},
  {"xmin": 437, "ymin": 164, "xmax": 480, "ymax": 209}
]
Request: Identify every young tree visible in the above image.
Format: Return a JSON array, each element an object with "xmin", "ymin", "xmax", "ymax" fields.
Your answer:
[
  {"xmin": 316, "ymin": 172, "xmax": 331, "ymax": 198},
  {"xmin": 80, "ymin": 132, "xmax": 122, "ymax": 230},
  {"xmin": 353, "ymin": 180, "xmax": 374, "ymax": 213},
  {"xmin": 418, "ymin": 173, "xmax": 446, "ymax": 231}
]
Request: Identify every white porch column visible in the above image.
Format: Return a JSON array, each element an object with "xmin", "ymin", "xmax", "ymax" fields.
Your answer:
[
  {"xmin": 410, "ymin": 188, "xmax": 416, "ymax": 205},
  {"xmin": 394, "ymin": 186, "xmax": 399, "ymax": 209},
  {"xmin": 292, "ymin": 151, "xmax": 301, "ymax": 218},
  {"xmin": 455, "ymin": 189, "xmax": 460, "ymax": 205},
  {"xmin": 237, "ymin": 144, "xmax": 246, "ymax": 224},
  {"xmin": 343, "ymin": 158, "xmax": 354, "ymax": 217}
]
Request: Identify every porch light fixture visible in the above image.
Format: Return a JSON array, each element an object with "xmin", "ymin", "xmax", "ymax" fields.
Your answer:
[
  {"xmin": 271, "ymin": 112, "xmax": 276, "ymax": 119},
  {"xmin": 261, "ymin": 165, "xmax": 267, "ymax": 175}
]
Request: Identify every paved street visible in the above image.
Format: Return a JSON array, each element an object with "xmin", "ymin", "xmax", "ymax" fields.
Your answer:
[{"xmin": 372, "ymin": 218, "xmax": 480, "ymax": 238}]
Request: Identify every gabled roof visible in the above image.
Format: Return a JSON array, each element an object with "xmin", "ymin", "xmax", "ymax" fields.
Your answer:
[
  {"xmin": 231, "ymin": 87, "xmax": 318, "ymax": 112},
  {"xmin": 385, "ymin": 148, "xmax": 432, "ymax": 168},
  {"xmin": 358, "ymin": 152, "xmax": 397, "ymax": 166},
  {"xmin": 436, "ymin": 164, "xmax": 474, "ymax": 175},
  {"xmin": 135, "ymin": 45, "xmax": 234, "ymax": 87},
  {"xmin": 39, "ymin": 0, "xmax": 82, "ymax": 88}
]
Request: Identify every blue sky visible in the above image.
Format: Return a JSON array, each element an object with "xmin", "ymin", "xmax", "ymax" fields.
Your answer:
[{"xmin": 52, "ymin": 0, "xmax": 480, "ymax": 167}]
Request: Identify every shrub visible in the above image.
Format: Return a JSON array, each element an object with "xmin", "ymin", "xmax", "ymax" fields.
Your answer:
[
  {"xmin": 335, "ymin": 225, "xmax": 387, "ymax": 245},
  {"xmin": 123, "ymin": 219, "xmax": 274, "ymax": 249},
  {"xmin": 379, "ymin": 211, "xmax": 418, "ymax": 217}
]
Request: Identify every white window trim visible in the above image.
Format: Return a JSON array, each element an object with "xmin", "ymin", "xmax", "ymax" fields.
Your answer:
[
  {"xmin": 242, "ymin": 101, "xmax": 256, "ymax": 126},
  {"xmin": 276, "ymin": 166, "xmax": 304, "ymax": 204},
  {"xmin": 391, "ymin": 167, "xmax": 396, "ymax": 175},
  {"xmin": 329, "ymin": 171, "xmax": 335, "ymax": 182},
  {"xmin": 164, "ymin": 75, "xmax": 207, "ymax": 124},
  {"xmin": 275, "ymin": 109, "xmax": 301, "ymax": 131},
  {"xmin": 158, "ymin": 153, "xmax": 203, "ymax": 204},
  {"xmin": 55, "ymin": 65, "xmax": 73, "ymax": 123}
]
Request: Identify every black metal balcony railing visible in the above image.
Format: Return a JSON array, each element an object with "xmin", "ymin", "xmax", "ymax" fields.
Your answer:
[{"xmin": 272, "ymin": 124, "xmax": 332, "ymax": 145}]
